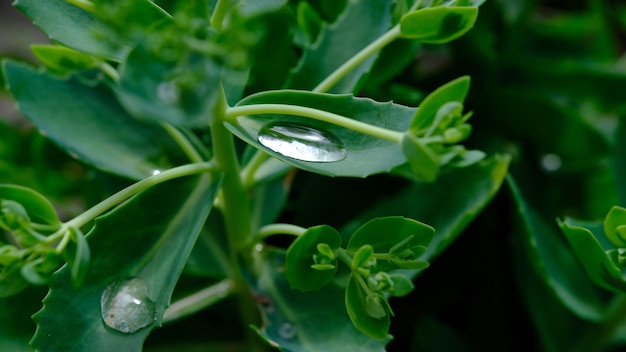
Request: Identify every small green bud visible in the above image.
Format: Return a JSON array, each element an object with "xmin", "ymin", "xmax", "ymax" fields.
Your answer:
[
  {"xmin": 352, "ymin": 245, "xmax": 376, "ymax": 272},
  {"xmin": 0, "ymin": 200, "xmax": 30, "ymax": 231}
]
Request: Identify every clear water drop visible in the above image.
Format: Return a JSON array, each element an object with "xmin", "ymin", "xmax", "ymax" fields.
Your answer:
[
  {"xmin": 100, "ymin": 278, "xmax": 156, "ymax": 333},
  {"xmin": 278, "ymin": 322, "xmax": 297, "ymax": 340},
  {"xmin": 151, "ymin": 169, "xmax": 161, "ymax": 176},
  {"xmin": 156, "ymin": 82, "xmax": 180, "ymax": 105},
  {"xmin": 257, "ymin": 122, "xmax": 347, "ymax": 163}
]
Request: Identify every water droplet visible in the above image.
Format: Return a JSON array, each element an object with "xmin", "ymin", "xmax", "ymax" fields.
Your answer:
[
  {"xmin": 254, "ymin": 243, "xmax": 264, "ymax": 252},
  {"xmin": 278, "ymin": 322, "xmax": 297, "ymax": 340},
  {"xmin": 101, "ymin": 278, "xmax": 156, "ymax": 333},
  {"xmin": 151, "ymin": 170, "xmax": 161, "ymax": 176},
  {"xmin": 541, "ymin": 153, "xmax": 562, "ymax": 172},
  {"xmin": 156, "ymin": 82, "xmax": 180, "ymax": 105},
  {"xmin": 257, "ymin": 122, "xmax": 347, "ymax": 163}
]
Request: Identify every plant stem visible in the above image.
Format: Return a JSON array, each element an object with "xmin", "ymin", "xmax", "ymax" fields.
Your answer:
[
  {"xmin": 163, "ymin": 278, "xmax": 235, "ymax": 323},
  {"xmin": 225, "ymin": 104, "xmax": 404, "ymax": 144},
  {"xmin": 210, "ymin": 0, "xmax": 230, "ymax": 31},
  {"xmin": 64, "ymin": 162, "xmax": 218, "ymax": 231},
  {"xmin": 240, "ymin": 149, "xmax": 270, "ymax": 189},
  {"xmin": 159, "ymin": 123, "xmax": 205, "ymax": 163},
  {"xmin": 313, "ymin": 26, "xmax": 401, "ymax": 93},
  {"xmin": 256, "ymin": 223, "xmax": 307, "ymax": 240}
]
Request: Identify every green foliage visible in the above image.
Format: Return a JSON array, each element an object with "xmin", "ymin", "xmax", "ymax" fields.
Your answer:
[{"xmin": 3, "ymin": 0, "xmax": 626, "ymax": 351}]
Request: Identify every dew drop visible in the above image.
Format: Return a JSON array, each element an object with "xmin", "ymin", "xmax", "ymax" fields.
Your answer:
[
  {"xmin": 151, "ymin": 169, "xmax": 161, "ymax": 176},
  {"xmin": 541, "ymin": 153, "xmax": 562, "ymax": 172},
  {"xmin": 278, "ymin": 322, "xmax": 297, "ymax": 340},
  {"xmin": 257, "ymin": 122, "xmax": 347, "ymax": 163},
  {"xmin": 156, "ymin": 82, "xmax": 180, "ymax": 105},
  {"xmin": 100, "ymin": 278, "xmax": 156, "ymax": 333}
]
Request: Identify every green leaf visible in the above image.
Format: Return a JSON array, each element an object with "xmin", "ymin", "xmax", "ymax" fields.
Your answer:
[
  {"xmin": 227, "ymin": 90, "xmax": 415, "ymax": 178},
  {"xmin": 388, "ymin": 274, "xmax": 414, "ymax": 297},
  {"xmin": 400, "ymin": 7, "xmax": 479, "ymax": 43},
  {"xmin": 0, "ymin": 260, "xmax": 29, "ymax": 298},
  {"xmin": 31, "ymin": 44, "xmax": 96, "ymax": 73},
  {"xmin": 410, "ymin": 76, "xmax": 471, "ymax": 131},
  {"xmin": 342, "ymin": 156, "xmax": 509, "ymax": 265},
  {"xmin": 235, "ymin": 0, "xmax": 288, "ymax": 17},
  {"xmin": 617, "ymin": 117, "xmax": 626, "ymax": 206},
  {"xmin": 252, "ymin": 248, "xmax": 388, "ymax": 351},
  {"xmin": 559, "ymin": 219, "xmax": 626, "ymax": 294},
  {"xmin": 14, "ymin": 0, "xmax": 128, "ymax": 60},
  {"xmin": 604, "ymin": 206, "xmax": 626, "ymax": 247},
  {"xmin": 3, "ymin": 61, "xmax": 187, "ymax": 180},
  {"xmin": 31, "ymin": 173, "xmax": 221, "ymax": 351},
  {"xmin": 286, "ymin": 225, "xmax": 341, "ymax": 291},
  {"xmin": 345, "ymin": 274, "xmax": 390, "ymax": 340},
  {"xmin": 401, "ymin": 132, "xmax": 440, "ymax": 182},
  {"xmin": 0, "ymin": 286, "xmax": 47, "ymax": 351},
  {"xmin": 115, "ymin": 43, "xmax": 221, "ymax": 128},
  {"xmin": 288, "ymin": 0, "xmax": 394, "ymax": 93},
  {"xmin": 509, "ymin": 176, "xmax": 609, "ymax": 321},
  {"xmin": 347, "ymin": 216, "xmax": 434, "ymax": 272},
  {"xmin": 64, "ymin": 227, "xmax": 91, "ymax": 288},
  {"xmin": 0, "ymin": 184, "xmax": 60, "ymax": 226}
]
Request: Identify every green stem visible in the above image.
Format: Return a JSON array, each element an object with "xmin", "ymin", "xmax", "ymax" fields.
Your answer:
[
  {"xmin": 96, "ymin": 62, "xmax": 120, "ymax": 82},
  {"xmin": 225, "ymin": 104, "xmax": 404, "ymax": 144},
  {"xmin": 65, "ymin": 162, "xmax": 218, "ymax": 230},
  {"xmin": 210, "ymin": 0, "xmax": 230, "ymax": 31},
  {"xmin": 313, "ymin": 26, "xmax": 401, "ymax": 93},
  {"xmin": 159, "ymin": 123, "xmax": 205, "ymax": 163},
  {"xmin": 240, "ymin": 149, "xmax": 271, "ymax": 189},
  {"xmin": 163, "ymin": 279, "xmax": 235, "ymax": 323},
  {"xmin": 256, "ymin": 223, "xmax": 307, "ymax": 240}
]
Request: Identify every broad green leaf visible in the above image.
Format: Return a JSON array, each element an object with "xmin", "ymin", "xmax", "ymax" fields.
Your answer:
[
  {"xmin": 410, "ymin": 76, "xmax": 471, "ymax": 131},
  {"xmin": 347, "ymin": 216, "xmax": 434, "ymax": 272},
  {"xmin": 183, "ymin": 211, "xmax": 231, "ymax": 278},
  {"xmin": 400, "ymin": 7, "xmax": 478, "ymax": 44},
  {"xmin": 0, "ymin": 184, "xmax": 60, "ymax": 226},
  {"xmin": 31, "ymin": 44, "xmax": 96, "ymax": 73},
  {"xmin": 286, "ymin": 225, "xmax": 341, "ymax": 291},
  {"xmin": 288, "ymin": 0, "xmax": 394, "ymax": 93},
  {"xmin": 0, "ymin": 286, "xmax": 47, "ymax": 351},
  {"xmin": 559, "ymin": 219, "xmax": 626, "ymax": 294},
  {"xmin": 227, "ymin": 90, "xmax": 415, "ymax": 178},
  {"xmin": 31, "ymin": 173, "xmax": 221, "ymax": 352},
  {"xmin": 401, "ymin": 132, "xmax": 440, "ymax": 182},
  {"xmin": 345, "ymin": 274, "xmax": 390, "ymax": 340},
  {"xmin": 509, "ymin": 176, "xmax": 609, "ymax": 321},
  {"xmin": 251, "ymin": 247, "xmax": 388, "ymax": 351},
  {"xmin": 341, "ymin": 156, "xmax": 509, "ymax": 264},
  {"xmin": 14, "ymin": 0, "xmax": 127, "ymax": 60},
  {"xmin": 115, "ymin": 43, "xmax": 220, "ymax": 128},
  {"xmin": 3, "ymin": 61, "xmax": 187, "ymax": 180}
]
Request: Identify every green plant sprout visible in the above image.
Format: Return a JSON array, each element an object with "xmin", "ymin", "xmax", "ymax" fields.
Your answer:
[{"xmin": 0, "ymin": 0, "xmax": 488, "ymax": 350}]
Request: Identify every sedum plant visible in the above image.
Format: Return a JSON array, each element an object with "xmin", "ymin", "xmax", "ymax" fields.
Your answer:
[{"xmin": 0, "ymin": 0, "xmax": 508, "ymax": 351}]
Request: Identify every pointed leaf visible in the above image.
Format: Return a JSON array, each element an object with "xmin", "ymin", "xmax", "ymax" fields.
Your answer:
[
  {"xmin": 31, "ymin": 44, "xmax": 96, "ymax": 73},
  {"xmin": 559, "ymin": 219, "xmax": 626, "ymax": 294},
  {"xmin": 604, "ymin": 206, "xmax": 626, "ymax": 247},
  {"xmin": 400, "ymin": 7, "xmax": 479, "ymax": 44},
  {"xmin": 288, "ymin": 0, "xmax": 394, "ymax": 93},
  {"xmin": 65, "ymin": 227, "xmax": 91, "ymax": 288},
  {"xmin": 286, "ymin": 225, "xmax": 341, "ymax": 291},
  {"xmin": 3, "ymin": 61, "xmax": 187, "ymax": 180},
  {"xmin": 31, "ymin": 173, "xmax": 221, "ymax": 351},
  {"xmin": 227, "ymin": 90, "xmax": 415, "ymax": 177},
  {"xmin": 410, "ymin": 76, "xmax": 471, "ymax": 131},
  {"xmin": 509, "ymin": 177, "xmax": 609, "ymax": 321},
  {"xmin": 0, "ymin": 184, "xmax": 60, "ymax": 226},
  {"xmin": 401, "ymin": 132, "xmax": 440, "ymax": 182}
]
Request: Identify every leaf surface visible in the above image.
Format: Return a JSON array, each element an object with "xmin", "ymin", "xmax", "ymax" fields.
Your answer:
[
  {"xmin": 31, "ymin": 173, "xmax": 221, "ymax": 352},
  {"xmin": 3, "ymin": 61, "xmax": 187, "ymax": 180}
]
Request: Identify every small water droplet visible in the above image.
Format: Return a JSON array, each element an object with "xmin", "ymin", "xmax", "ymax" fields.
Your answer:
[
  {"xmin": 541, "ymin": 153, "xmax": 562, "ymax": 172},
  {"xmin": 101, "ymin": 278, "xmax": 156, "ymax": 333},
  {"xmin": 278, "ymin": 322, "xmax": 297, "ymax": 340},
  {"xmin": 156, "ymin": 82, "xmax": 180, "ymax": 105},
  {"xmin": 257, "ymin": 122, "xmax": 347, "ymax": 163},
  {"xmin": 254, "ymin": 243, "xmax": 264, "ymax": 252},
  {"xmin": 151, "ymin": 170, "xmax": 161, "ymax": 176}
]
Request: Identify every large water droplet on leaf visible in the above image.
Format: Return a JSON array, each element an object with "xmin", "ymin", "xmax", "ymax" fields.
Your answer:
[
  {"xmin": 257, "ymin": 122, "xmax": 347, "ymax": 163},
  {"xmin": 100, "ymin": 277, "xmax": 156, "ymax": 333}
]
